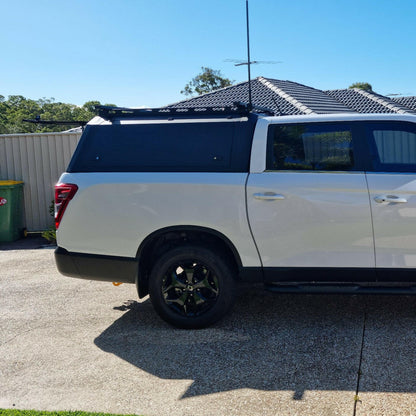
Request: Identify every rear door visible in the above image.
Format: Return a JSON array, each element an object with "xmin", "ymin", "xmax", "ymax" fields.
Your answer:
[
  {"xmin": 246, "ymin": 120, "xmax": 375, "ymax": 280},
  {"xmin": 364, "ymin": 121, "xmax": 416, "ymax": 276}
]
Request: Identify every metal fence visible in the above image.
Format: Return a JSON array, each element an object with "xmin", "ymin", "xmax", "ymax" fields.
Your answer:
[{"xmin": 0, "ymin": 132, "xmax": 82, "ymax": 231}]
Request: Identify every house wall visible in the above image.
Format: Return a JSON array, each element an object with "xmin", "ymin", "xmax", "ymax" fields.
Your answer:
[{"xmin": 0, "ymin": 132, "xmax": 82, "ymax": 231}]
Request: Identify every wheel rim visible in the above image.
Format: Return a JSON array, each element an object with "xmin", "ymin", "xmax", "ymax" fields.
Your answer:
[{"xmin": 161, "ymin": 260, "xmax": 220, "ymax": 317}]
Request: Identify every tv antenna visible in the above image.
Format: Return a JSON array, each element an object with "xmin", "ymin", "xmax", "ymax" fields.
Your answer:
[
  {"xmin": 245, "ymin": 0, "xmax": 252, "ymax": 110},
  {"xmin": 226, "ymin": 1, "xmax": 282, "ymax": 111},
  {"xmin": 386, "ymin": 92, "xmax": 412, "ymax": 97},
  {"xmin": 224, "ymin": 59, "xmax": 282, "ymax": 67}
]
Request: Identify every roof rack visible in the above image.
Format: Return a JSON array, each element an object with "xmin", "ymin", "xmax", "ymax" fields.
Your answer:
[
  {"xmin": 94, "ymin": 103, "xmax": 275, "ymax": 121},
  {"xmin": 95, "ymin": 105, "xmax": 250, "ymax": 121},
  {"xmin": 23, "ymin": 116, "xmax": 88, "ymax": 126}
]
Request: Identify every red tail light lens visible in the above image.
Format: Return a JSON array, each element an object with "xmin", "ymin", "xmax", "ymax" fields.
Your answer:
[{"xmin": 55, "ymin": 183, "xmax": 78, "ymax": 229}]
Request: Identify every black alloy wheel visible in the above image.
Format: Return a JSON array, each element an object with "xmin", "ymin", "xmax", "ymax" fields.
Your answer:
[
  {"xmin": 161, "ymin": 260, "xmax": 220, "ymax": 317},
  {"xmin": 149, "ymin": 245, "xmax": 236, "ymax": 329}
]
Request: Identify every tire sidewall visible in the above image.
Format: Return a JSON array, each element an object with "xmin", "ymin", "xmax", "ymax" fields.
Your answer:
[{"xmin": 149, "ymin": 245, "xmax": 236, "ymax": 329}]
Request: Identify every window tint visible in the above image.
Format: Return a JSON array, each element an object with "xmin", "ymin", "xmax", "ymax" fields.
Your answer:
[
  {"xmin": 68, "ymin": 120, "xmax": 255, "ymax": 173},
  {"xmin": 367, "ymin": 122, "xmax": 416, "ymax": 171},
  {"xmin": 267, "ymin": 124, "xmax": 354, "ymax": 171}
]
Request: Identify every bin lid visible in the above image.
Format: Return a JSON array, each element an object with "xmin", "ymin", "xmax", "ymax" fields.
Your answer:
[{"xmin": 0, "ymin": 180, "xmax": 24, "ymax": 186}]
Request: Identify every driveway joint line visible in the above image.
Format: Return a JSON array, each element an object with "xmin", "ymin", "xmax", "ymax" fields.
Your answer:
[{"xmin": 353, "ymin": 308, "xmax": 367, "ymax": 416}]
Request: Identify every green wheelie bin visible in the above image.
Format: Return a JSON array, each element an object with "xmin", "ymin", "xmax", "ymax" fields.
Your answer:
[{"xmin": 0, "ymin": 180, "xmax": 24, "ymax": 242}]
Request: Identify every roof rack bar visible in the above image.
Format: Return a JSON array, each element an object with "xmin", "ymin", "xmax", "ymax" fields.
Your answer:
[
  {"xmin": 23, "ymin": 117, "xmax": 88, "ymax": 126},
  {"xmin": 95, "ymin": 105, "xmax": 252, "ymax": 120}
]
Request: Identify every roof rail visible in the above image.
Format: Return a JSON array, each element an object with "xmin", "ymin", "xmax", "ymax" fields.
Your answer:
[
  {"xmin": 95, "ymin": 104, "xmax": 254, "ymax": 121},
  {"xmin": 23, "ymin": 116, "xmax": 88, "ymax": 126}
]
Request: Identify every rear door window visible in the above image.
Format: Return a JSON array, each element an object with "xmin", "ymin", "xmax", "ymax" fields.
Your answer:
[{"xmin": 365, "ymin": 121, "xmax": 416, "ymax": 172}]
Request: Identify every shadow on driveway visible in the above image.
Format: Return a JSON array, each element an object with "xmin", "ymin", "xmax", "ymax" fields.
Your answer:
[
  {"xmin": 0, "ymin": 235, "xmax": 54, "ymax": 250},
  {"xmin": 93, "ymin": 288, "xmax": 416, "ymax": 400}
]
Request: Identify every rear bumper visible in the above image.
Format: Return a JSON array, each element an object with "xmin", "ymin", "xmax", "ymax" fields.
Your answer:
[{"xmin": 54, "ymin": 247, "xmax": 137, "ymax": 283}]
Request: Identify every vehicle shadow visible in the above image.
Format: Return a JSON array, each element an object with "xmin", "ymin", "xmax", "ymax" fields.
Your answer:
[
  {"xmin": 94, "ymin": 287, "xmax": 416, "ymax": 399},
  {"xmin": 0, "ymin": 236, "xmax": 54, "ymax": 250}
]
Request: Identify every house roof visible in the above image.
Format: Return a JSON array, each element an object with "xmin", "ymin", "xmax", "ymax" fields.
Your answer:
[
  {"xmin": 392, "ymin": 96, "xmax": 416, "ymax": 112},
  {"xmin": 168, "ymin": 77, "xmax": 416, "ymax": 116},
  {"xmin": 262, "ymin": 78, "xmax": 353, "ymax": 114},
  {"xmin": 168, "ymin": 77, "xmax": 352, "ymax": 115},
  {"xmin": 325, "ymin": 88, "xmax": 415, "ymax": 115},
  {"xmin": 168, "ymin": 77, "xmax": 304, "ymax": 115}
]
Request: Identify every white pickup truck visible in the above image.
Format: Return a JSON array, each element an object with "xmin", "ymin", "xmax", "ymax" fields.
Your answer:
[{"xmin": 55, "ymin": 105, "xmax": 416, "ymax": 328}]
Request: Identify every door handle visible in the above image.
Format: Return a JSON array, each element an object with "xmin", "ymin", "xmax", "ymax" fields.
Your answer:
[
  {"xmin": 253, "ymin": 192, "xmax": 285, "ymax": 201},
  {"xmin": 374, "ymin": 195, "xmax": 407, "ymax": 204}
]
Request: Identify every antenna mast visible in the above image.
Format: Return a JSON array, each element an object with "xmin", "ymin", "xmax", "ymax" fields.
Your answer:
[{"xmin": 245, "ymin": 0, "xmax": 252, "ymax": 110}]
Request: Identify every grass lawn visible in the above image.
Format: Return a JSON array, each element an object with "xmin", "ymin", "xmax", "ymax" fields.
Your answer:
[{"xmin": 0, "ymin": 411, "xmax": 139, "ymax": 416}]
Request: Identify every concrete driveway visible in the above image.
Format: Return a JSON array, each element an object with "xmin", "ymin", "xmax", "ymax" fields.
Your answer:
[{"xmin": 1, "ymin": 240, "xmax": 416, "ymax": 416}]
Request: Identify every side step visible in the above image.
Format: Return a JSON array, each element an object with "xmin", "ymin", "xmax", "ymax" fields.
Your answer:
[{"xmin": 264, "ymin": 283, "xmax": 416, "ymax": 295}]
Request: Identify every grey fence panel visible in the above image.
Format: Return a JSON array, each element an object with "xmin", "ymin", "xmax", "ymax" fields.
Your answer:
[{"xmin": 0, "ymin": 132, "xmax": 81, "ymax": 231}]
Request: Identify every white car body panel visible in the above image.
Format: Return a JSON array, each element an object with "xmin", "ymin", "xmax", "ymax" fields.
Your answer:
[
  {"xmin": 249, "ymin": 117, "xmax": 269, "ymax": 173},
  {"xmin": 367, "ymin": 173, "xmax": 416, "ymax": 268},
  {"xmin": 247, "ymin": 172, "xmax": 374, "ymax": 268},
  {"xmin": 56, "ymin": 172, "xmax": 262, "ymax": 267}
]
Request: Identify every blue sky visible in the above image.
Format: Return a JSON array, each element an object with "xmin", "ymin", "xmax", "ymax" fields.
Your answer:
[{"xmin": 2, "ymin": 0, "xmax": 415, "ymax": 108}]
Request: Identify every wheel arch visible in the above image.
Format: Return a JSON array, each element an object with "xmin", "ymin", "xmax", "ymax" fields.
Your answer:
[{"xmin": 135, "ymin": 225, "xmax": 243, "ymax": 298}]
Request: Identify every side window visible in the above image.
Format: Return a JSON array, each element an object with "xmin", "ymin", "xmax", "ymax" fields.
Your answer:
[
  {"xmin": 367, "ymin": 122, "xmax": 416, "ymax": 171},
  {"xmin": 69, "ymin": 122, "xmax": 239, "ymax": 172},
  {"xmin": 267, "ymin": 123, "xmax": 355, "ymax": 171}
]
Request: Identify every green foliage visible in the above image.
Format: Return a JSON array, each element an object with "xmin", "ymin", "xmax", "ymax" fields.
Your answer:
[
  {"xmin": 349, "ymin": 82, "xmax": 373, "ymax": 92},
  {"xmin": 82, "ymin": 100, "xmax": 102, "ymax": 113},
  {"xmin": 0, "ymin": 96, "xmax": 117, "ymax": 134},
  {"xmin": 41, "ymin": 227, "xmax": 56, "ymax": 243},
  {"xmin": 181, "ymin": 67, "xmax": 233, "ymax": 96}
]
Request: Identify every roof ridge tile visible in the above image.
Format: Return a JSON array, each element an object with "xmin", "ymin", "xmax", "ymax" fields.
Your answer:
[
  {"xmin": 257, "ymin": 77, "xmax": 315, "ymax": 114},
  {"xmin": 352, "ymin": 88, "xmax": 409, "ymax": 114}
]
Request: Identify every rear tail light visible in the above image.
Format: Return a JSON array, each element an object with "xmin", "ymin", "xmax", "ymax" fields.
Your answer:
[{"xmin": 55, "ymin": 183, "xmax": 78, "ymax": 229}]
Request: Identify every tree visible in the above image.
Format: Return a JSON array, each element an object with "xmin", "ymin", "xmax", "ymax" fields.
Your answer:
[
  {"xmin": 349, "ymin": 82, "xmax": 373, "ymax": 92},
  {"xmin": 82, "ymin": 100, "xmax": 102, "ymax": 114},
  {"xmin": 0, "ymin": 96, "xmax": 116, "ymax": 134},
  {"xmin": 0, "ymin": 97, "xmax": 7, "ymax": 134},
  {"xmin": 181, "ymin": 67, "xmax": 233, "ymax": 96}
]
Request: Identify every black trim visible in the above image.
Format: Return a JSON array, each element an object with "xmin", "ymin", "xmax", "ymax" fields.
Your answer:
[
  {"xmin": 237, "ymin": 266, "xmax": 416, "ymax": 285},
  {"xmin": 263, "ymin": 267, "xmax": 376, "ymax": 282},
  {"xmin": 239, "ymin": 267, "xmax": 263, "ymax": 282},
  {"xmin": 264, "ymin": 283, "xmax": 416, "ymax": 295},
  {"xmin": 263, "ymin": 267, "xmax": 416, "ymax": 283},
  {"xmin": 376, "ymin": 268, "xmax": 416, "ymax": 282},
  {"xmin": 55, "ymin": 247, "xmax": 137, "ymax": 283}
]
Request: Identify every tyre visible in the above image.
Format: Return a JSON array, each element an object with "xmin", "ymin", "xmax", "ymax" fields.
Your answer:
[{"xmin": 148, "ymin": 245, "xmax": 236, "ymax": 329}]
